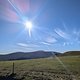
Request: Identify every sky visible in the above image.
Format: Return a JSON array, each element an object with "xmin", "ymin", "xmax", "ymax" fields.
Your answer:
[{"xmin": 0, "ymin": 0, "xmax": 80, "ymax": 54}]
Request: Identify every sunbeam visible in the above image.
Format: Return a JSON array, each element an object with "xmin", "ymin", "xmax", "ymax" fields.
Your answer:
[{"xmin": 7, "ymin": 0, "xmax": 23, "ymax": 20}]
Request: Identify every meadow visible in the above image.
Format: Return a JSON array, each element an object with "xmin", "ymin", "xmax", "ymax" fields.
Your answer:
[{"xmin": 0, "ymin": 56, "xmax": 80, "ymax": 80}]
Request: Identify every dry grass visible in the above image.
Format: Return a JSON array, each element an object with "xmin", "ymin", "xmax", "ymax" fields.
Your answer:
[{"xmin": 0, "ymin": 56, "xmax": 80, "ymax": 80}]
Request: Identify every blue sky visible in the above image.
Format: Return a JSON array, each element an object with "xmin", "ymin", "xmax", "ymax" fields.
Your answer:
[{"xmin": 0, "ymin": 0, "xmax": 80, "ymax": 54}]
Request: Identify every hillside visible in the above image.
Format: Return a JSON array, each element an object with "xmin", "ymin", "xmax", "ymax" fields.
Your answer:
[
  {"xmin": 0, "ymin": 51, "xmax": 58, "ymax": 60},
  {"xmin": 62, "ymin": 51, "xmax": 80, "ymax": 56},
  {"xmin": 0, "ymin": 51, "xmax": 80, "ymax": 61}
]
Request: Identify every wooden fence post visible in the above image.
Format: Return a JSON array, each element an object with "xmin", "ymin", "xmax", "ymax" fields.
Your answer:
[{"xmin": 12, "ymin": 62, "xmax": 14, "ymax": 74}]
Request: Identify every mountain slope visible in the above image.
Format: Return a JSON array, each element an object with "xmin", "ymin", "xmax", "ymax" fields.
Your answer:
[
  {"xmin": 62, "ymin": 51, "xmax": 80, "ymax": 56},
  {"xmin": 0, "ymin": 51, "xmax": 56, "ymax": 60},
  {"xmin": 0, "ymin": 51, "xmax": 79, "ymax": 61}
]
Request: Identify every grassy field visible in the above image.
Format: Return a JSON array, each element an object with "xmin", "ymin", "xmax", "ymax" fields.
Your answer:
[{"xmin": 0, "ymin": 56, "xmax": 80, "ymax": 80}]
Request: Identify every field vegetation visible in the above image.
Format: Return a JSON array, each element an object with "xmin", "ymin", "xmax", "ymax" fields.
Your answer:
[{"xmin": 0, "ymin": 55, "xmax": 80, "ymax": 80}]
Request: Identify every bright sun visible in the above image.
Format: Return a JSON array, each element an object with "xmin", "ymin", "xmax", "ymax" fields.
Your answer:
[
  {"xmin": 24, "ymin": 21, "xmax": 33, "ymax": 37},
  {"xmin": 25, "ymin": 21, "xmax": 32, "ymax": 30}
]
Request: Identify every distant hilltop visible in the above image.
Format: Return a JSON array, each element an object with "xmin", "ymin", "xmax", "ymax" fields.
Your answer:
[
  {"xmin": 0, "ymin": 51, "xmax": 80, "ymax": 61},
  {"xmin": 62, "ymin": 51, "xmax": 80, "ymax": 56}
]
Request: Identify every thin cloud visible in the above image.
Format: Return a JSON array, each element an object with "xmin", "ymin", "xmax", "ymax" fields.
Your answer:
[
  {"xmin": 40, "ymin": 36, "xmax": 57, "ymax": 46},
  {"xmin": 63, "ymin": 42, "xmax": 66, "ymax": 46},
  {"xmin": 62, "ymin": 21, "xmax": 68, "ymax": 32},
  {"xmin": 54, "ymin": 28, "xmax": 70, "ymax": 39},
  {"xmin": 46, "ymin": 36, "xmax": 57, "ymax": 43},
  {"xmin": 17, "ymin": 43, "xmax": 28, "ymax": 47},
  {"xmin": 63, "ymin": 42, "xmax": 73, "ymax": 46},
  {"xmin": 40, "ymin": 42, "xmax": 51, "ymax": 45},
  {"xmin": 73, "ymin": 29, "xmax": 80, "ymax": 41},
  {"xmin": 17, "ymin": 43, "xmax": 39, "ymax": 48}
]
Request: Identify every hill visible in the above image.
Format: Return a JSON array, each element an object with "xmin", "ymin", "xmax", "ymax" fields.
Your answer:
[
  {"xmin": 0, "ymin": 51, "xmax": 80, "ymax": 61},
  {"xmin": 0, "ymin": 51, "xmax": 59, "ymax": 60},
  {"xmin": 61, "ymin": 51, "xmax": 80, "ymax": 56}
]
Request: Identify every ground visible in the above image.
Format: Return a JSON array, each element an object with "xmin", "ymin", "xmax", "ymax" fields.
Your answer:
[{"xmin": 0, "ymin": 56, "xmax": 80, "ymax": 80}]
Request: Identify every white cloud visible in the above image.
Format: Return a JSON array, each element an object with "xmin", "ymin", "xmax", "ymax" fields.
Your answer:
[
  {"xmin": 40, "ymin": 42, "xmax": 51, "ymax": 45},
  {"xmin": 63, "ymin": 42, "xmax": 66, "ymax": 46},
  {"xmin": 46, "ymin": 36, "xmax": 57, "ymax": 43},
  {"xmin": 17, "ymin": 43, "xmax": 28, "ymax": 47},
  {"xmin": 54, "ymin": 28, "xmax": 70, "ymax": 39},
  {"xmin": 17, "ymin": 43, "xmax": 39, "ymax": 48},
  {"xmin": 63, "ymin": 42, "xmax": 73, "ymax": 46},
  {"xmin": 73, "ymin": 29, "xmax": 80, "ymax": 41},
  {"xmin": 40, "ymin": 36, "xmax": 57, "ymax": 46}
]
